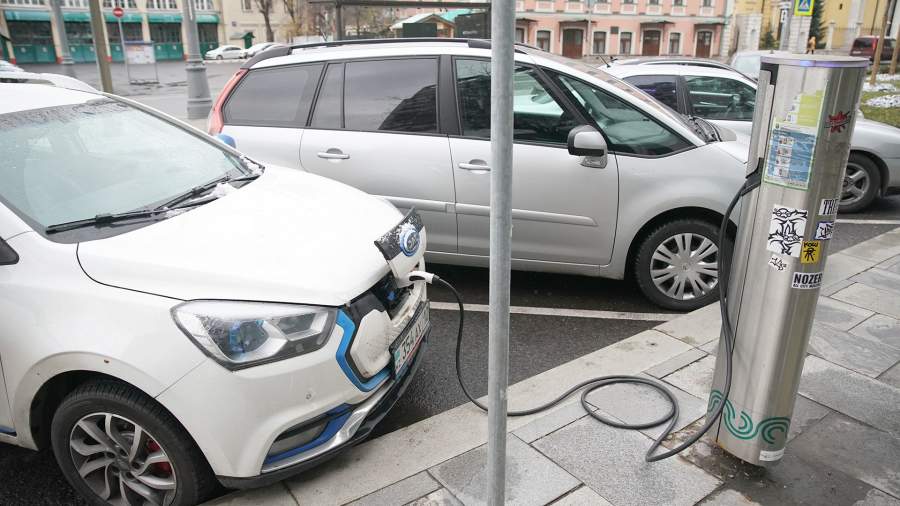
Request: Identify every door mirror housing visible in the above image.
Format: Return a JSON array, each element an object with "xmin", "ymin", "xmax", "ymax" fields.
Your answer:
[
  {"xmin": 0, "ymin": 238, "xmax": 18, "ymax": 266},
  {"xmin": 567, "ymin": 125, "xmax": 608, "ymax": 168}
]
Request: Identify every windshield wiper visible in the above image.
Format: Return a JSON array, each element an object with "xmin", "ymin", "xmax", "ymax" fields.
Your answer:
[
  {"xmin": 45, "ymin": 198, "xmax": 212, "ymax": 235},
  {"xmin": 153, "ymin": 172, "xmax": 260, "ymax": 211}
]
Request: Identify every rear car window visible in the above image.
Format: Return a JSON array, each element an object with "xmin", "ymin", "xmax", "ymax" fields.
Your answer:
[
  {"xmin": 622, "ymin": 75, "xmax": 679, "ymax": 112},
  {"xmin": 224, "ymin": 64, "xmax": 323, "ymax": 127},
  {"xmin": 343, "ymin": 58, "xmax": 438, "ymax": 133}
]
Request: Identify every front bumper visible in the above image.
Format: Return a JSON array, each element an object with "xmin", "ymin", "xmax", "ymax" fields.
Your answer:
[{"xmin": 216, "ymin": 331, "xmax": 428, "ymax": 489}]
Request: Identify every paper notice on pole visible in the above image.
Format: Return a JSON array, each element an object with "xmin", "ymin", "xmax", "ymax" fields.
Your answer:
[
  {"xmin": 125, "ymin": 43, "xmax": 156, "ymax": 65},
  {"xmin": 764, "ymin": 89, "xmax": 825, "ymax": 191}
]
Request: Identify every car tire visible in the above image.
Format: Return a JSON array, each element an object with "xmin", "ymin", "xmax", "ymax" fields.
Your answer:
[
  {"xmin": 51, "ymin": 380, "xmax": 216, "ymax": 506},
  {"xmin": 839, "ymin": 153, "xmax": 881, "ymax": 213},
  {"xmin": 634, "ymin": 219, "xmax": 723, "ymax": 311},
  {"xmin": 216, "ymin": 55, "xmax": 223, "ymax": 60}
]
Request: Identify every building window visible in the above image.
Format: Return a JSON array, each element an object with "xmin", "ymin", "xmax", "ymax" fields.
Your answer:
[
  {"xmin": 593, "ymin": 31, "xmax": 606, "ymax": 54},
  {"xmin": 648, "ymin": 0, "xmax": 659, "ymax": 4},
  {"xmin": 619, "ymin": 32, "xmax": 632, "ymax": 54},
  {"xmin": 515, "ymin": 27, "xmax": 525, "ymax": 43},
  {"xmin": 194, "ymin": 0, "xmax": 213, "ymax": 9},
  {"xmin": 668, "ymin": 32, "xmax": 680, "ymax": 54},
  {"xmin": 702, "ymin": 0, "xmax": 712, "ymax": 6},
  {"xmin": 102, "ymin": 0, "xmax": 137, "ymax": 7},
  {"xmin": 621, "ymin": 0, "xmax": 634, "ymax": 3},
  {"xmin": 536, "ymin": 30, "xmax": 551, "ymax": 51},
  {"xmin": 66, "ymin": 0, "xmax": 89, "ymax": 7},
  {"xmin": 242, "ymin": 0, "xmax": 252, "ymax": 11},
  {"xmin": 147, "ymin": 0, "xmax": 177, "ymax": 8},
  {"xmin": 0, "ymin": 0, "xmax": 46, "ymax": 5},
  {"xmin": 673, "ymin": 0, "xmax": 684, "ymax": 5}
]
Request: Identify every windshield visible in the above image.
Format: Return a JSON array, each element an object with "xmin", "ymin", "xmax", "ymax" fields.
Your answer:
[
  {"xmin": 732, "ymin": 55, "xmax": 762, "ymax": 78},
  {"xmin": 0, "ymin": 98, "xmax": 248, "ymax": 231},
  {"xmin": 532, "ymin": 50, "xmax": 703, "ymax": 142}
]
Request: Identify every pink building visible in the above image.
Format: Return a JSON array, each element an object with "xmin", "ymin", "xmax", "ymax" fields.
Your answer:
[{"xmin": 513, "ymin": 0, "xmax": 727, "ymax": 58}]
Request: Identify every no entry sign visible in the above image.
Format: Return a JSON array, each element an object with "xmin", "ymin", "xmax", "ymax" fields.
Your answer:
[{"xmin": 113, "ymin": 6, "xmax": 124, "ymax": 18}]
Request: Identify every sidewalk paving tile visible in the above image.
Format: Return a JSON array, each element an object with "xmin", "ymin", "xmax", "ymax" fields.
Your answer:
[
  {"xmin": 699, "ymin": 339, "xmax": 719, "ymax": 356},
  {"xmin": 407, "ymin": 488, "xmax": 463, "ymax": 506},
  {"xmin": 786, "ymin": 395, "xmax": 832, "ymax": 442},
  {"xmin": 839, "ymin": 229, "xmax": 900, "ymax": 263},
  {"xmin": 883, "ymin": 257, "xmax": 900, "ymax": 275},
  {"xmin": 799, "ymin": 356, "xmax": 900, "ymax": 437},
  {"xmin": 821, "ymin": 278, "xmax": 854, "ymax": 297},
  {"xmin": 880, "ymin": 363, "xmax": 900, "ymax": 389},
  {"xmin": 697, "ymin": 489, "xmax": 760, "ymax": 505},
  {"xmin": 808, "ymin": 322, "xmax": 900, "ymax": 377},
  {"xmin": 822, "ymin": 252, "xmax": 877, "ymax": 287},
  {"xmin": 533, "ymin": 416, "xmax": 720, "ymax": 506},
  {"xmin": 645, "ymin": 349, "xmax": 708, "ymax": 379},
  {"xmin": 813, "ymin": 296, "xmax": 875, "ymax": 331},
  {"xmin": 854, "ymin": 489, "xmax": 900, "ymax": 506},
  {"xmin": 851, "ymin": 314, "xmax": 900, "ymax": 350},
  {"xmin": 513, "ymin": 402, "xmax": 590, "ymax": 444},
  {"xmin": 852, "ymin": 268, "xmax": 900, "ymax": 296},
  {"xmin": 550, "ymin": 486, "xmax": 613, "ymax": 505},
  {"xmin": 583, "ymin": 374, "xmax": 707, "ymax": 440},
  {"xmin": 347, "ymin": 472, "xmax": 440, "ymax": 506},
  {"xmin": 661, "ymin": 355, "xmax": 716, "ymax": 400},
  {"xmin": 655, "ymin": 303, "xmax": 722, "ymax": 346},
  {"xmin": 205, "ymin": 483, "xmax": 297, "ymax": 506},
  {"xmin": 790, "ymin": 413, "xmax": 900, "ymax": 499},
  {"xmin": 832, "ymin": 283, "xmax": 900, "ymax": 319},
  {"xmin": 429, "ymin": 435, "xmax": 579, "ymax": 506}
]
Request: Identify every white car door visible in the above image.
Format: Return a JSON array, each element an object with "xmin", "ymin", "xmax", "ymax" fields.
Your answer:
[
  {"xmin": 0, "ymin": 212, "xmax": 19, "ymax": 435},
  {"xmin": 682, "ymin": 74, "xmax": 756, "ymax": 137},
  {"xmin": 221, "ymin": 63, "xmax": 323, "ymax": 170},
  {"xmin": 299, "ymin": 58, "xmax": 457, "ymax": 254},
  {"xmin": 449, "ymin": 58, "xmax": 619, "ymax": 265}
]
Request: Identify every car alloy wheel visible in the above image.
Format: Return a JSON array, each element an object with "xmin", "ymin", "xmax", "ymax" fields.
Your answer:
[
  {"xmin": 841, "ymin": 161, "xmax": 871, "ymax": 207},
  {"xmin": 68, "ymin": 412, "xmax": 176, "ymax": 506},
  {"xmin": 650, "ymin": 232, "xmax": 719, "ymax": 301}
]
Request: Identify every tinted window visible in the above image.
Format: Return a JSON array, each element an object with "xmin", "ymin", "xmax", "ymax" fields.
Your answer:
[
  {"xmin": 344, "ymin": 59, "xmax": 438, "ymax": 133},
  {"xmin": 455, "ymin": 59, "xmax": 579, "ymax": 145},
  {"xmin": 685, "ymin": 75, "xmax": 756, "ymax": 121},
  {"xmin": 623, "ymin": 75, "xmax": 679, "ymax": 112},
  {"xmin": 311, "ymin": 63, "xmax": 343, "ymax": 128},
  {"xmin": 224, "ymin": 64, "xmax": 322, "ymax": 127},
  {"xmin": 554, "ymin": 73, "xmax": 691, "ymax": 156}
]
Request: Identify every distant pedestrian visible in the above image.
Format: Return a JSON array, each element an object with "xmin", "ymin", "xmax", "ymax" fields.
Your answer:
[{"xmin": 806, "ymin": 36, "xmax": 816, "ymax": 54}]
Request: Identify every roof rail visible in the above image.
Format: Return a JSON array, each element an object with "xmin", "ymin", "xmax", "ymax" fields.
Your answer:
[{"xmin": 242, "ymin": 38, "xmax": 536, "ymax": 68}]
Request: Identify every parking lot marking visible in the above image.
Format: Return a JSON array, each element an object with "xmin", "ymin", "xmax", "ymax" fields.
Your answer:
[
  {"xmin": 429, "ymin": 302, "xmax": 676, "ymax": 321},
  {"xmin": 836, "ymin": 219, "xmax": 900, "ymax": 225}
]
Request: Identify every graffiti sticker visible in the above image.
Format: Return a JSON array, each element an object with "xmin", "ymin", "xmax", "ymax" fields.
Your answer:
[
  {"xmin": 791, "ymin": 271, "xmax": 823, "ymax": 289},
  {"xmin": 814, "ymin": 220, "xmax": 834, "ymax": 240},
  {"xmin": 801, "ymin": 241, "xmax": 821, "ymax": 264},
  {"xmin": 768, "ymin": 255, "xmax": 788, "ymax": 272},
  {"xmin": 767, "ymin": 205, "xmax": 808, "ymax": 258},
  {"xmin": 819, "ymin": 198, "xmax": 839, "ymax": 216}
]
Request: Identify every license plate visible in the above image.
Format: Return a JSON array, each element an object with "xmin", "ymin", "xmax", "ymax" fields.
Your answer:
[{"xmin": 390, "ymin": 303, "xmax": 430, "ymax": 377}]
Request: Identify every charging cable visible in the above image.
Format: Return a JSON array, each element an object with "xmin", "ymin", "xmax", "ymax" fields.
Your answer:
[{"xmin": 407, "ymin": 174, "xmax": 759, "ymax": 461}]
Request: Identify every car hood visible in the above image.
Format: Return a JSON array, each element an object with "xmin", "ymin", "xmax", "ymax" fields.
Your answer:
[
  {"xmin": 78, "ymin": 166, "xmax": 404, "ymax": 306},
  {"xmin": 713, "ymin": 137, "xmax": 751, "ymax": 165}
]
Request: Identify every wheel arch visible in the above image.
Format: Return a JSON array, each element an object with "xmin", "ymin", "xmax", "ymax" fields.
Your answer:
[{"xmin": 849, "ymin": 149, "xmax": 889, "ymax": 195}]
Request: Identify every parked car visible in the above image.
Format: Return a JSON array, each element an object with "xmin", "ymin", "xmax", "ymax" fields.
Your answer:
[
  {"xmin": 242, "ymin": 42, "xmax": 285, "ymax": 59},
  {"xmin": 205, "ymin": 44, "xmax": 244, "ymax": 60},
  {"xmin": 607, "ymin": 63, "xmax": 900, "ymax": 212},
  {"xmin": 729, "ymin": 50, "xmax": 791, "ymax": 80},
  {"xmin": 850, "ymin": 36, "xmax": 895, "ymax": 62},
  {"xmin": 0, "ymin": 59, "xmax": 24, "ymax": 72},
  {"xmin": 211, "ymin": 39, "xmax": 751, "ymax": 310},
  {"xmin": 0, "ymin": 78, "xmax": 429, "ymax": 505},
  {"xmin": 612, "ymin": 56, "xmax": 737, "ymax": 71}
]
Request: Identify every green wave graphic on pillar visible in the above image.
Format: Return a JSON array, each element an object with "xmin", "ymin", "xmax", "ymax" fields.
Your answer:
[{"xmin": 708, "ymin": 390, "xmax": 791, "ymax": 444}]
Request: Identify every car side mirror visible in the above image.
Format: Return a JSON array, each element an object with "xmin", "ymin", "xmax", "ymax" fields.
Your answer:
[
  {"xmin": 0, "ymin": 238, "xmax": 19, "ymax": 266},
  {"xmin": 567, "ymin": 125, "xmax": 608, "ymax": 169},
  {"xmin": 215, "ymin": 133, "xmax": 236, "ymax": 148}
]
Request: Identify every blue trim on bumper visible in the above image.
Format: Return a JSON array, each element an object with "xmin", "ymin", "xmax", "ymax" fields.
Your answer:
[
  {"xmin": 0, "ymin": 426, "xmax": 15, "ymax": 436},
  {"xmin": 335, "ymin": 310, "xmax": 389, "ymax": 392},
  {"xmin": 262, "ymin": 410, "xmax": 352, "ymax": 465}
]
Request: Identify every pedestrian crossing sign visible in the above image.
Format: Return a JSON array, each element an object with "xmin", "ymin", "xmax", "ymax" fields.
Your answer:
[{"xmin": 795, "ymin": 0, "xmax": 814, "ymax": 16}]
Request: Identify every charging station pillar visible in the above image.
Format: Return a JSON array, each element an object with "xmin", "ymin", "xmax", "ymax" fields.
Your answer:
[{"xmin": 708, "ymin": 55, "xmax": 867, "ymax": 466}]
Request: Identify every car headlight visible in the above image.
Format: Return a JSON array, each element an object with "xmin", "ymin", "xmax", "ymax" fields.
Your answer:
[{"xmin": 172, "ymin": 301, "xmax": 337, "ymax": 370}]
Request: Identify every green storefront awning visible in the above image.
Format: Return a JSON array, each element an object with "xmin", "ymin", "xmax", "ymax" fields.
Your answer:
[
  {"xmin": 62, "ymin": 12, "xmax": 91, "ymax": 22},
  {"xmin": 147, "ymin": 12, "xmax": 182, "ymax": 23},
  {"xmin": 4, "ymin": 10, "xmax": 52, "ymax": 22},
  {"xmin": 104, "ymin": 12, "xmax": 143, "ymax": 23},
  {"xmin": 196, "ymin": 14, "xmax": 219, "ymax": 24}
]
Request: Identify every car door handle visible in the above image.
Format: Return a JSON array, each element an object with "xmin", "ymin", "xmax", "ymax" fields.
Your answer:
[
  {"xmin": 317, "ymin": 149, "xmax": 350, "ymax": 160},
  {"xmin": 458, "ymin": 162, "xmax": 491, "ymax": 171}
]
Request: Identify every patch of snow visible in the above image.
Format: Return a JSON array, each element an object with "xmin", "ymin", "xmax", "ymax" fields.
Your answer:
[
  {"xmin": 875, "ymin": 73, "xmax": 900, "ymax": 82},
  {"xmin": 864, "ymin": 94, "xmax": 900, "ymax": 108},
  {"xmin": 863, "ymin": 81, "xmax": 897, "ymax": 92}
]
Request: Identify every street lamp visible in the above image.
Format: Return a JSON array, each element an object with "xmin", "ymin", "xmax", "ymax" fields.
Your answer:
[{"xmin": 182, "ymin": 0, "xmax": 212, "ymax": 119}]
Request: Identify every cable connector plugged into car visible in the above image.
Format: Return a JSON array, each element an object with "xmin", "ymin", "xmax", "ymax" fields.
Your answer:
[{"xmin": 404, "ymin": 270, "xmax": 436, "ymax": 285}]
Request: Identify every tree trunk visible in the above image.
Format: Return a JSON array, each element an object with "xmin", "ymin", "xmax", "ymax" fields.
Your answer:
[{"xmin": 262, "ymin": 12, "xmax": 274, "ymax": 41}]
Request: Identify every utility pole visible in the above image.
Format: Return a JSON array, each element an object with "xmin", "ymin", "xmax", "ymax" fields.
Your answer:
[
  {"xmin": 869, "ymin": 0, "xmax": 896, "ymax": 85},
  {"xmin": 88, "ymin": 0, "xmax": 113, "ymax": 92},
  {"xmin": 586, "ymin": 0, "xmax": 593, "ymax": 55},
  {"xmin": 182, "ymin": 0, "xmax": 212, "ymax": 119},
  {"xmin": 487, "ymin": 0, "xmax": 515, "ymax": 503},
  {"xmin": 779, "ymin": 0, "xmax": 793, "ymax": 51},
  {"xmin": 50, "ymin": 0, "xmax": 76, "ymax": 78}
]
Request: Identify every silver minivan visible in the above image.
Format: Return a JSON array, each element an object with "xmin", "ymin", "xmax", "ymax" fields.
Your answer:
[{"xmin": 209, "ymin": 39, "xmax": 749, "ymax": 310}]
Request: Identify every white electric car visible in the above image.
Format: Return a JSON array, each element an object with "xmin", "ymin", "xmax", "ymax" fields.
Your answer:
[{"xmin": 0, "ymin": 81, "xmax": 430, "ymax": 505}]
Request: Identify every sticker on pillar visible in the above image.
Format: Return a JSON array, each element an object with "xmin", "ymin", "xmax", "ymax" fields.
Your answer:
[
  {"xmin": 767, "ymin": 205, "xmax": 807, "ymax": 257},
  {"xmin": 814, "ymin": 220, "xmax": 835, "ymax": 240},
  {"xmin": 826, "ymin": 111, "xmax": 852, "ymax": 133},
  {"xmin": 768, "ymin": 254, "xmax": 788, "ymax": 272},
  {"xmin": 763, "ymin": 128, "xmax": 817, "ymax": 190},
  {"xmin": 791, "ymin": 271, "xmax": 823, "ymax": 289},
  {"xmin": 759, "ymin": 448, "xmax": 786, "ymax": 462},
  {"xmin": 819, "ymin": 197, "xmax": 839, "ymax": 216},
  {"xmin": 801, "ymin": 241, "xmax": 821, "ymax": 264}
]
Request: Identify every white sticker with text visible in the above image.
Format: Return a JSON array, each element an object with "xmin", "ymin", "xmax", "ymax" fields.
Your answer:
[
  {"xmin": 819, "ymin": 198, "xmax": 839, "ymax": 216},
  {"xmin": 791, "ymin": 271, "xmax": 823, "ymax": 289},
  {"xmin": 768, "ymin": 255, "xmax": 788, "ymax": 272}
]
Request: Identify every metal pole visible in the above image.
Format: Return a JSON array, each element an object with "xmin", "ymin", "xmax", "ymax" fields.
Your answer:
[
  {"xmin": 870, "ymin": 0, "xmax": 896, "ymax": 84},
  {"xmin": 182, "ymin": 0, "xmax": 212, "ymax": 119},
  {"xmin": 778, "ymin": 0, "xmax": 793, "ymax": 51},
  {"xmin": 487, "ymin": 0, "xmax": 515, "ymax": 503},
  {"xmin": 50, "ymin": 0, "xmax": 76, "ymax": 77},
  {"xmin": 586, "ymin": 0, "xmax": 593, "ymax": 55},
  {"xmin": 88, "ymin": 0, "xmax": 113, "ymax": 92},
  {"xmin": 117, "ymin": 18, "xmax": 130, "ymax": 84},
  {"xmin": 335, "ymin": 3, "xmax": 343, "ymax": 41}
]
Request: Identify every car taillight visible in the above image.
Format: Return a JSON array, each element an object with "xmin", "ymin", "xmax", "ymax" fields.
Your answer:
[{"xmin": 208, "ymin": 68, "xmax": 247, "ymax": 135}]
